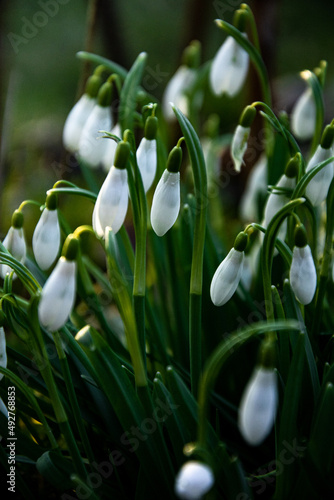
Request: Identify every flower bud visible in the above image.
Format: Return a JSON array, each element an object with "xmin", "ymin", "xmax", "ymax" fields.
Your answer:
[
  {"xmin": 136, "ymin": 116, "xmax": 158, "ymax": 192},
  {"xmin": 291, "ymin": 87, "xmax": 316, "ymax": 141},
  {"xmin": 0, "ymin": 211, "xmax": 27, "ymax": 280},
  {"xmin": 175, "ymin": 461, "xmax": 214, "ymax": 499},
  {"xmin": 32, "ymin": 195, "xmax": 61, "ymax": 270},
  {"xmin": 290, "ymin": 226, "xmax": 317, "ymax": 305}
]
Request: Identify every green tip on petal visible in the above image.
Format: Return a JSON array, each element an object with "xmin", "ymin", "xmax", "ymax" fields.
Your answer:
[
  {"xmin": 284, "ymin": 153, "xmax": 301, "ymax": 178},
  {"xmin": 97, "ymin": 81, "xmax": 112, "ymax": 107},
  {"xmin": 258, "ymin": 337, "xmax": 276, "ymax": 369},
  {"xmin": 45, "ymin": 192, "xmax": 58, "ymax": 211},
  {"xmin": 144, "ymin": 116, "xmax": 158, "ymax": 140},
  {"xmin": 11, "ymin": 210, "xmax": 24, "ymax": 229},
  {"xmin": 85, "ymin": 73, "xmax": 103, "ymax": 98},
  {"xmin": 321, "ymin": 124, "xmax": 334, "ymax": 149},
  {"xmin": 114, "ymin": 140, "xmax": 131, "ymax": 170},
  {"xmin": 182, "ymin": 40, "xmax": 201, "ymax": 68},
  {"xmin": 167, "ymin": 144, "xmax": 183, "ymax": 173},
  {"xmin": 294, "ymin": 224, "xmax": 308, "ymax": 248},
  {"xmin": 233, "ymin": 231, "xmax": 248, "ymax": 252},
  {"xmin": 240, "ymin": 106, "xmax": 256, "ymax": 127},
  {"xmin": 62, "ymin": 234, "xmax": 79, "ymax": 261},
  {"xmin": 233, "ymin": 8, "xmax": 248, "ymax": 32}
]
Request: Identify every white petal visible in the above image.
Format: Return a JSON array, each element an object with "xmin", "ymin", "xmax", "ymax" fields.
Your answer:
[
  {"xmin": 93, "ymin": 166, "xmax": 128, "ymax": 237},
  {"xmin": 0, "ymin": 327, "xmax": 7, "ymax": 381},
  {"xmin": 38, "ymin": 258, "xmax": 76, "ymax": 331},
  {"xmin": 231, "ymin": 125, "xmax": 250, "ymax": 172},
  {"xmin": 210, "ymin": 36, "xmax": 249, "ymax": 97},
  {"xmin": 101, "ymin": 123, "xmax": 122, "ymax": 172},
  {"xmin": 78, "ymin": 105, "xmax": 113, "ymax": 168},
  {"xmin": 290, "ymin": 245, "xmax": 317, "ymax": 305},
  {"xmin": 239, "ymin": 154, "xmax": 267, "ymax": 221},
  {"xmin": 150, "ymin": 170, "xmax": 180, "ymax": 236},
  {"xmin": 0, "ymin": 227, "xmax": 26, "ymax": 279},
  {"xmin": 263, "ymin": 174, "xmax": 295, "ymax": 241},
  {"xmin": 175, "ymin": 461, "xmax": 214, "ymax": 500},
  {"xmin": 305, "ymin": 145, "xmax": 334, "ymax": 206},
  {"xmin": 63, "ymin": 94, "xmax": 96, "ymax": 153},
  {"xmin": 162, "ymin": 66, "xmax": 195, "ymax": 120},
  {"xmin": 210, "ymin": 248, "xmax": 244, "ymax": 306},
  {"xmin": 136, "ymin": 137, "xmax": 157, "ymax": 192},
  {"xmin": 291, "ymin": 88, "xmax": 316, "ymax": 140},
  {"xmin": 238, "ymin": 367, "xmax": 278, "ymax": 446},
  {"xmin": 32, "ymin": 208, "xmax": 61, "ymax": 270}
]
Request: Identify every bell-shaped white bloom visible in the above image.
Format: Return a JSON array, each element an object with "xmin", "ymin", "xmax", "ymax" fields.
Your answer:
[
  {"xmin": 231, "ymin": 125, "xmax": 250, "ymax": 172},
  {"xmin": 175, "ymin": 461, "xmax": 214, "ymax": 500},
  {"xmin": 162, "ymin": 66, "xmax": 196, "ymax": 120},
  {"xmin": 291, "ymin": 88, "xmax": 316, "ymax": 141},
  {"xmin": 101, "ymin": 123, "xmax": 121, "ymax": 172},
  {"xmin": 38, "ymin": 257, "xmax": 76, "ymax": 331},
  {"xmin": 63, "ymin": 94, "xmax": 96, "ymax": 153},
  {"xmin": 263, "ymin": 174, "xmax": 295, "ymax": 242},
  {"xmin": 305, "ymin": 145, "xmax": 334, "ymax": 206},
  {"xmin": 0, "ymin": 227, "xmax": 26, "ymax": 280},
  {"xmin": 93, "ymin": 166, "xmax": 128, "ymax": 237},
  {"xmin": 210, "ymin": 36, "xmax": 249, "ymax": 97},
  {"xmin": 78, "ymin": 104, "xmax": 113, "ymax": 168},
  {"xmin": 136, "ymin": 137, "xmax": 157, "ymax": 192},
  {"xmin": 210, "ymin": 248, "xmax": 244, "ymax": 306},
  {"xmin": 32, "ymin": 208, "xmax": 61, "ymax": 270},
  {"xmin": 150, "ymin": 169, "xmax": 180, "ymax": 236},
  {"xmin": 238, "ymin": 367, "xmax": 278, "ymax": 446},
  {"xmin": 240, "ymin": 154, "xmax": 267, "ymax": 221},
  {"xmin": 0, "ymin": 327, "xmax": 7, "ymax": 382},
  {"xmin": 290, "ymin": 245, "xmax": 317, "ymax": 305}
]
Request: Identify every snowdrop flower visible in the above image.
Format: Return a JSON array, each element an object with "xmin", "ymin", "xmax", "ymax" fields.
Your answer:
[
  {"xmin": 291, "ymin": 87, "xmax": 316, "ymax": 141},
  {"xmin": 238, "ymin": 339, "xmax": 278, "ymax": 446},
  {"xmin": 38, "ymin": 235, "xmax": 78, "ymax": 332},
  {"xmin": 0, "ymin": 316, "xmax": 7, "ymax": 381},
  {"xmin": 32, "ymin": 193, "xmax": 61, "ymax": 270},
  {"xmin": 240, "ymin": 154, "xmax": 267, "ymax": 221},
  {"xmin": 78, "ymin": 79, "xmax": 113, "ymax": 168},
  {"xmin": 175, "ymin": 461, "xmax": 214, "ymax": 500},
  {"xmin": 210, "ymin": 231, "xmax": 248, "ymax": 306},
  {"xmin": 150, "ymin": 142, "xmax": 182, "ymax": 236},
  {"xmin": 93, "ymin": 141, "xmax": 130, "ymax": 237},
  {"xmin": 263, "ymin": 154, "xmax": 300, "ymax": 242},
  {"xmin": 136, "ymin": 115, "xmax": 158, "ymax": 192},
  {"xmin": 101, "ymin": 123, "xmax": 121, "ymax": 172},
  {"xmin": 290, "ymin": 225, "xmax": 317, "ymax": 305},
  {"xmin": 305, "ymin": 124, "xmax": 334, "ymax": 206},
  {"xmin": 0, "ymin": 211, "xmax": 26, "ymax": 280},
  {"xmin": 231, "ymin": 105, "xmax": 256, "ymax": 172},
  {"xmin": 62, "ymin": 70, "xmax": 103, "ymax": 153},
  {"xmin": 162, "ymin": 41, "xmax": 200, "ymax": 120}
]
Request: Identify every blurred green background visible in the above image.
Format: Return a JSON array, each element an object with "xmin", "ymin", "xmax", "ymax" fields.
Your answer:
[{"xmin": 1, "ymin": 0, "xmax": 334, "ymax": 236}]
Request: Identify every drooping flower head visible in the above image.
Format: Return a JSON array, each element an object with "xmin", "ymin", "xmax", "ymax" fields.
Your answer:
[
  {"xmin": 93, "ymin": 140, "xmax": 130, "ymax": 237},
  {"xmin": 231, "ymin": 105, "xmax": 256, "ymax": 172},
  {"xmin": 136, "ymin": 114, "xmax": 158, "ymax": 192},
  {"xmin": 238, "ymin": 338, "xmax": 278, "ymax": 446},
  {"xmin": 32, "ymin": 192, "xmax": 61, "ymax": 270},
  {"xmin": 150, "ymin": 140, "xmax": 182, "ymax": 236},
  {"xmin": 210, "ymin": 11, "xmax": 249, "ymax": 97},
  {"xmin": 175, "ymin": 461, "xmax": 214, "ymax": 500},
  {"xmin": 305, "ymin": 123, "xmax": 334, "ymax": 206},
  {"xmin": 291, "ymin": 87, "xmax": 316, "ymax": 141},
  {"xmin": 210, "ymin": 231, "xmax": 248, "ymax": 306},
  {"xmin": 62, "ymin": 67, "xmax": 104, "ymax": 153},
  {"xmin": 78, "ymin": 76, "xmax": 114, "ymax": 168},
  {"xmin": 38, "ymin": 234, "xmax": 79, "ymax": 332},
  {"xmin": 290, "ymin": 224, "xmax": 317, "ymax": 305},
  {"xmin": 162, "ymin": 41, "xmax": 201, "ymax": 121},
  {"xmin": 0, "ymin": 210, "xmax": 26, "ymax": 280}
]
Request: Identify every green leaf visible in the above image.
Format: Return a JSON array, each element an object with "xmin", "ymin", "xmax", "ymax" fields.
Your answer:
[{"xmin": 119, "ymin": 52, "xmax": 147, "ymax": 133}]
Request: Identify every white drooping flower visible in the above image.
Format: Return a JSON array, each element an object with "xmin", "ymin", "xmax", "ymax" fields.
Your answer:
[
  {"xmin": 78, "ymin": 104, "xmax": 113, "ymax": 168},
  {"xmin": 231, "ymin": 125, "xmax": 250, "ymax": 172},
  {"xmin": 305, "ymin": 143, "xmax": 334, "ymax": 206},
  {"xmin": 136, "ymin": 137, "xmax": 157, "ymax": 193},
  {"xmin": 162, "ymin": 66, "xmax": 196, "ymax": 120},
  {"xmin": 0, "ymin": 211, "xmax": 27, "ymax": 280},
  {"xmin": 0, "ymin": 326, "xmax": 7, "ymax": 382},
  {"xmin": 151, "ymin": 170, "xmax": 180, "ymax": 236},
  {"xmin": 210, "ymin": 35, "xmax": 249, "ymax": 97},
  {"xmin": 101, "ymin": 123, "xmax": 121, "ymax": 172},
  {"xmin": 63, "ymin": 94, "xmax": 96, "ymax": 153},
  {"xmin": 32, "ymin": 204, "xmax": 61, "ymax": 271},
  {"xmin": 210, "ymin": 231, "xmax": 248, "ymax": 306},
  {"xmin": 289, "ymin": 225, "xmax": 317, "ymax": 305},
  {"xmin": 238, "ymin": 366, "xmax": 278, "ymax": 446},
  {"xmin": 93, "ymin": 141, "xmax": 130, "ymax": 237},
  {"xmin": 239, "ymin": 154, "xmax": 267, "ymax": 222},
  {"xmin": 38, "ymin": 256, "xmax": 77, "ymax": 332},
  {"xmin": 175, "ymin": 461, "xmax": 214, "ymax": 500},
  {"xmin": 291, "ymin": 87, "xmax": 316, "ymax": 141}
]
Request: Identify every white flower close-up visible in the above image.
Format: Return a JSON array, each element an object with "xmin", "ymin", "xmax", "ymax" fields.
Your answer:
[
  {"xmin": 0, "ymin": 226, "xmax": 27, "ymax": 280},
  {"xmin": 291, "ymin": 87, "xmax": 316, "ymax": 141},
  {"xmin": 136, "ymin": 136, "xmax": 157, "ymax": 192},
  {"xmin": 78, "ymin": 104, "xmax": 113, "ymax": 168},
  {"xmin": 150, "ymin": 169, "xmax": 180, "ymax": 236},
  {"xmin": 238, "ymin": 366, "xmax": 278, "ymax": 446},
  {"xmin": 231, "ymin": 124, "xmax": 250, "ymax": 172},
  {"xmin": 305, "ymin": 144, "xmax": 334, "ymax": 206},
  {"xmin": 210, "ymin": 248, "xmax": 244, "ymax": 306},
  {"xmin": 63, "ymin": 94, "xmax": 96, "ymax": 153},
  {"xmin": 33, "ymin": 208, "xmax": 61, "ymax": 270},
  {"xmin": 175, "ymin": 461, "xmax": 214, "ymax": 500},
  {"xmin": 38, "ymin": 257, "xmax": 77, "ymax": 332},
  {"xmin": 290, "ymin": 244, "xmax": 317, "ymax": 305},
  {"xmin": 162, "ymin": 66, "xmax": 195, "ymax": 120}
]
